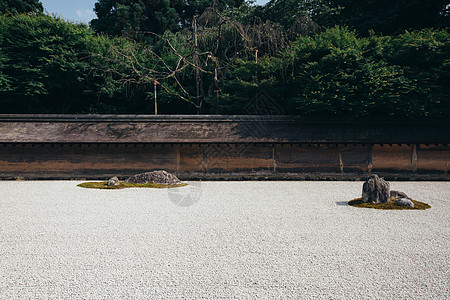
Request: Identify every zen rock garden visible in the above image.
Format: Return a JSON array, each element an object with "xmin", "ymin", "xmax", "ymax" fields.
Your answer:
[
  {"xmin": 78, "ymin": 170, "xmax": 186, "ymax": 189},
  {"xmin": 78, "ymin": 171, "xmax": 431, "ymax": 210},
  {"xmin": 350, "ymin": 174, "xmax": 430, "ymax": 210}
]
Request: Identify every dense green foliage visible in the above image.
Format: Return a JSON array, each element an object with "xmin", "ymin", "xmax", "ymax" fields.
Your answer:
[
  {"xmin": 255, "ymin": 0, "xmax": 449, "ymax": 34},
  {"xmin": 329, "ymin": 0, "xmax": 449, "ymax": 35},
  {"xmin": 0, "ymin": 0, "xmax": 43, "ymax": 15},
  {"xmin": 290, "ymin": 28, "xmax": 450, "ymax": 118},
  {"xmin": 91, "ymin": 0, "xmax": 244, "ymax": 36},
  {"xmin": 0, "ymin": 14, "xmax": 93, "ymax": 112},
  {"xmin": 0, "ymin": 0, "xmax": 449, "ymax": 119},
  {"xmin": 254, "ymin": 0, "xmax": 339, "ymax": 30},
  {"xmin": 0, "ymin": 14, "xmax": 159, "ymax": 113},
  {"xmin": 214, "ymin": 27, "xmax": 450, "ymax": 119}
]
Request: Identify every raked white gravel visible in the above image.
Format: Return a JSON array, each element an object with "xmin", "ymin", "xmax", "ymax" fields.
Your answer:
[{"xmin": 0, "ymin": 181, "xmax": 448, "ymax": 299}]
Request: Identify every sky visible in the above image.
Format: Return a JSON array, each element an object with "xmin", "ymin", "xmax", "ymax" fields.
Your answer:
[{"xmin": 40, "ymin": 0, "xmax": 271, "ymax": 24}]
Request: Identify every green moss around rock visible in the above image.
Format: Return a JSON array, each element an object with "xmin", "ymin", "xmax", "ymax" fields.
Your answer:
[
  {"xmin": 77, "ymin": 181, "xmax": 187, "ymax": 190},
  {"xmin": 348, "ymin": 198, "xmax": 431, "ymax": 210}
]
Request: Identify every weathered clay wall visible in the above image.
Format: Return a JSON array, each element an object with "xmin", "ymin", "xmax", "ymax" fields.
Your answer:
[
  {"xmin": 0, "ymin": 143, "xmax": 448, "ymax": 180},
  {"xmin": 0, "ymin": 115, "xmax": 448, "ymax": 180}
]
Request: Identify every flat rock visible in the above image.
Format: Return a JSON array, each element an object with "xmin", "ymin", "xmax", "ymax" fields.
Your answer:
[
  {"xmin": 395, "ymin": 198, "xmax": 414, "ymax": 208},
  {"xmin": 362, "ymin": 174, "xmax": 390, "ymax": 204},
  {"xmin": 125, "ymin": 170, "xmax": 182, "ymax": 185},
  {"xmin": 107, "ymin": 176, "xmax": 120, "ymax": 186},
  {"xmin": 390, "ymin": 190, "xmax": 409, "ymax": 199}
]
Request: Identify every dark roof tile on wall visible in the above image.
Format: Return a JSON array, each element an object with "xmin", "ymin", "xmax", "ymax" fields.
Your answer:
[{"xmin": 0, "ymin": 115, "xmax": 448, "ymax": 144}]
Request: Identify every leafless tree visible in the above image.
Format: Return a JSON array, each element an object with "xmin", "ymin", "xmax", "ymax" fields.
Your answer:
[{"xmin": 92, "ymin": 4, "xmax": 319, "ymax": 114}]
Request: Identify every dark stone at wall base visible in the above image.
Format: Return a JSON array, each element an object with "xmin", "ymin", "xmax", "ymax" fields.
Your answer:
[
  {"xmin": 107, "ymin": 176, "xmax": 120, "ymax": 186},
  {"xmin": 125, "ymin": 170, "xmax": 182, "ymax": 185},
  {"xmin": 362, "ymin": 174, "xmax": 390, "ymax": 203}
]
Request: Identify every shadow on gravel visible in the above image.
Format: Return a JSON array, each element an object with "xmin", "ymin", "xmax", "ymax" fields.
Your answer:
[{"xmin": 336, "ymin": 201, "xmax": 349, "ymax": 206}]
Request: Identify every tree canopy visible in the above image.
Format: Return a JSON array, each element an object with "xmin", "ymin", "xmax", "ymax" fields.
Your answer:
[
  {"xmin": 91, "ymin": 0, "xmax": 244, "ymax": 36},
  {"xmin": 331, "ymin": 0, "xmax": 450, "ymax": 35},
  {"xmin": 0, "ymin": 0, "xmax": 43, "ymax": 15},
  {"xmin": 250, "ymin": 0, "xmax": 450, "ymax": 34},
  {"xmin": 0, "ymin": 0, "xmax": 449, "ymax": 119},
  {"xmin": 254, "ymin": 0, "xmax": 339, "ymax": 29}
]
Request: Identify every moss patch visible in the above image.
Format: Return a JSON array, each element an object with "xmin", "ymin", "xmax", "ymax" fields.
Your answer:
[
  {"xmin": 77, "ymin": 181, "xmax": 187, "ymax": 190},
  {"xmin": 348, "ymin": 198, "xmax": 431, "ymax": 210}
]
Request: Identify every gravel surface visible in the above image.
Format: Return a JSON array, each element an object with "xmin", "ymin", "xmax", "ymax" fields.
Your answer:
[{"xmin": 0, "ymin": 181, "xmax": 449, "ymax": 299}]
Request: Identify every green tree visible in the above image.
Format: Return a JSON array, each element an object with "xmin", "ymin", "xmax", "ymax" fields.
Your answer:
[
  {"xmin": 0, "ymin": 14, "xmax": 96, "ymax": 113},
  {"xmin": 0, "ymin": 16, "xmax": 12, "ymax": 93},
  {"xmin": 383, "ymin": 29, "xmax": 450, "ymax": 117},
  {"xmin": 182, "ymin": 0, "xmax": 244, "ymax": 24},
  {"xmin": 0, "ymin": 0, "xmax": 43, "ymax": 15},
  {"xmin": 91, "ymin": 0, "xmax": 244, "ymax": 37},
  {"xmin": 329, "ymin": 0, "xmax": 450, "ymax": 35},
  {"xmin": 291, "ymin": 31, "xmax": 409, "ymax": 118},
  {"xmin": 91, "ymin": 0, "xmax": 184, "ymax": 37},
  {"xmin": 216, "ymin": 56, "xmax": 288, "ymax": 114},
  {"xmin": 254, "ymin": 0, "xmax": 340, "ymax": 29},
  {"xmin": 288, "ymin": 27, "xmax": 450, "ymax": 119}
]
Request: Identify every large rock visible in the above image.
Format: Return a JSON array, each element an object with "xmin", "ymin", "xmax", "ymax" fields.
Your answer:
[
  {"xmin": 107, "ymin": 176, "xmax": 120, "ymax": 186},
  {"xmin": 125, "ymin": 170, "xmax": 182, "ymax": 185},
  {"xmin": 362, "ymin": 174, "xmax": 390, "ymax": 203}
]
